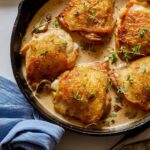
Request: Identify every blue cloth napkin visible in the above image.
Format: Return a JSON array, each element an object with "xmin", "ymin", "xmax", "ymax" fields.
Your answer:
[{"xmin": 0, "ymin": 76, "xmax": 64, "ymax": 150}]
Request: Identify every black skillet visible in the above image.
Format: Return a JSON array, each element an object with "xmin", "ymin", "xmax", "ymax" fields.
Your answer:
[{"xmin": 11, "ymin": 0, "xmax": 150, "ymax": 136}]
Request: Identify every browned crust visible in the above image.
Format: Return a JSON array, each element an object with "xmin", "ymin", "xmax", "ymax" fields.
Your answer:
[
  {"xmin": 57, "ymin": 0, "xmax": 115, "ymax": 43},
  {"xmin": 109, "ymin": 68, "xmax": 150, "ymax": 111},
  {"xmin": 54, "ymin": 62, "xmax": 111, "ymax": 124},
  {"xmin": 115, "ymin": 0, "xmax": 150, "ymax": 61},
  {"xmin": 26, "ymin": 53, "xmax": 68, "ymax": 86},
  {"xmin": 57, "ymin": 1, "xmax": 114, "ymax": 33}
]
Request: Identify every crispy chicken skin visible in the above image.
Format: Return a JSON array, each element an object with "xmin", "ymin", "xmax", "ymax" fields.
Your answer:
[
  {"xmin": 116, "ymin": 0, "xmax": 150, "ymax": 60},
  {"xmin": 57, "ymin": 0, "xmax": 115, "ymax": 43},
  {"xmin": 53, "ymin": 62, "xmax": 111, "ymax": 124},
  {"xmin": 21, "ymin": 29, "xmax": 78, "ymax": 88},
  {"xmin": 110, "ymin": 56, "xmax": 150, "ymax": 111}
]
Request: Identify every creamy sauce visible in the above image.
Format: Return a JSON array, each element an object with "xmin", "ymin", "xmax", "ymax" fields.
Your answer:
[{"xmin": 22, "ymin": 0, "xmax": 148, "ymax": 130}]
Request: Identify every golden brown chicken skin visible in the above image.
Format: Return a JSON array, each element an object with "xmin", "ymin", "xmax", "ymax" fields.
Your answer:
[
  {"xmin": 57, "ymin": 0, "xmax": 115, "ymax": 44},
  {"xmin": 21, "ymin": 29, "xmax": 78, "ymax": 88},
  {"xmin": 110, "ymin": 56, "xmax": 150, "ymax": 111},
  {"xmin": 116, "ymin": 0, "xmax": 150, "ymax": 61},
  {"xmin": 53, "ymin": 62, "xmax": 111, "ymax": 124}
]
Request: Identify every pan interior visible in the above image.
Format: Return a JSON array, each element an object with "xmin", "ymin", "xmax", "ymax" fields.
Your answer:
[{"xmin": 20, "ymin": 0, "xmax": 150, "ymax": 133}]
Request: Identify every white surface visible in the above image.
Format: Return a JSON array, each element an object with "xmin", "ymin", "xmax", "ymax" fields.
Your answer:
[{"xmin": 0, "ymin": 0, "xmax": 124, "ymax": 149}]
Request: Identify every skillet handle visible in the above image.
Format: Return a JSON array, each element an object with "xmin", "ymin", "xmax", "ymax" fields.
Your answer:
[{"xmin": 110, "ymin": 121, "xmax": 150, "ymax": 150}]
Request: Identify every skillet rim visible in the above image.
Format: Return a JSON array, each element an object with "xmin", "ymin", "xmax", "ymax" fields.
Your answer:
[{"xmin": 10, "ymin": 0, "xmax": 150, "ymax": 136}]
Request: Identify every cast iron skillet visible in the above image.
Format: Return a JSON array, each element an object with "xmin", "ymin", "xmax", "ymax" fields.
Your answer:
[{"xmin": 11, "ymin": 0, "xmax": 150, "ymax": 136}]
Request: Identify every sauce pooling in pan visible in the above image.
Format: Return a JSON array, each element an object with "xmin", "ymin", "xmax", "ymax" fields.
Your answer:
[{"xmin": 21, "ymin": 0, "xmax": 149, "ymax": 130}]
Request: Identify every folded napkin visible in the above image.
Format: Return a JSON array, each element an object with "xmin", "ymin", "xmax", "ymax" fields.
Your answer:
[{"xmin": 0, "ymin": 76, "xmax": 64, "ymax": 150}]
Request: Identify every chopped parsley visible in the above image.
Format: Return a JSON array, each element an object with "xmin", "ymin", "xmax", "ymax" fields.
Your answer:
[
  {"xmin": 117, "ymin": 87, "xmax": 124, "ymax": 94},
  {"xmin": 140, "ymin": 28, "xmax": 149, "ymax": 38},
  {"xmin": 131, "ymin": 44, "xmax": 141, "ymax": 56},
  {"xmin": 52, "ymin": 20, "xmax": 59, "ymax": 28},
  {"xmin": 109, "ymin": 50, "xmax": 118, "ymax": 64},
  {"xmin": 102, "ymin": 50, "xmax": 118, "ymax": 64},
  {"xmin": 140, "ymin": 67, "xmax": 146, "ymax": 74},
  {"xmin": 102, "ymin": 56, "xmax": 109, "ymax": 62},
  {"xmin": 74, "ymin": 10, "xmax": 80, "ymax": 16},
  {"xmin": 119, "ymin": 46, "xmax": 131, "ymax": 61},
  {"xmin": 126, "ymin": 75, "xmax": 134, "ymax": 84},
  {"xmin": 61, "ymin": 41, "xmax": 68, "ymax": 47},
  {"xmin": 120, "ymin": 46, "xmax": 126, "ymax": 53},
  {"xmin": 83, "ymin": 2, "xmax": 88, "ymax": 8},
  {"xmin": 120, "ymin": 45, "xmax": 141, "ymax": 61},
  {"xmin": 88, "ymin": 8, "xmax": 96, "ymax": 16},
  {"xmin": 40, "ymin": 51, "xmax": 48, "ymax": 56},
  {"xmin": 71, "ymin": 91, "xmax": 83, "ymax": 103},
  {"xmin": 123, "ymin": 52, "xmax": 132, "ymax": 62}
]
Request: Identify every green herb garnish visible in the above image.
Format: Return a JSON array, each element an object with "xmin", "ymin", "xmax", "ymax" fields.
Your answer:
[
  {"xmin": 71, "ymin": 91, "xmax": 83, "ymax": 103},
  {"xmin": 83, "ymin": 2, "xmax": 88, "ymax": 8},
  {"xmin": 131, "ymin": 45, "xmax": 141, "ymax": 56},
  {"xmin": 140, "ymin": 67, "xmax": 146, "ymax": 74},
  {"xmin": 102, "ymin": 56, "xmax": 109, "ymax": 62},
  {"xmin": 122, "ymin": 45, "xmax": 141, "ymax": 61},
  {"xmin": 124, "ymin": 52, "xmax": 132, "ymax": 62},
  {"xmin": 52, "ymin": 20, "xmax": 59, "ymax": 28},
  {"xmin": 126, "ymin": 75, "xmax": 134, "ymax": 84},
  {"xmin": 74, "ymin": 10, "xmax": 80, "ymax": 16},
  {"xmin": 61, "ymin": 41, "xmax": 68, "ymax": 47},
  {"xmin": 40, "ymin": 51, "xmax": 48, "ymax": 56},
  {"xmin": 117, "ymin": 87, "xmax": 124, "ymax": 94},
  {"xmin": 89, "ymin": 8, "xmax": 96, "ymax": 16},
  {"xmin": 109, "ymin": 50, "xmax": 118, "ymax": 64},
  {"xmin": 120, "ymin": 46, "xmax": 132, "ymax": 61},
  {"xmin": 120, "ymin": 46, "xmax": 126, "ymax": 53},
  {"xmin": 140, "ymin": 28, "xmax": 149, "ymax": 38}
]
